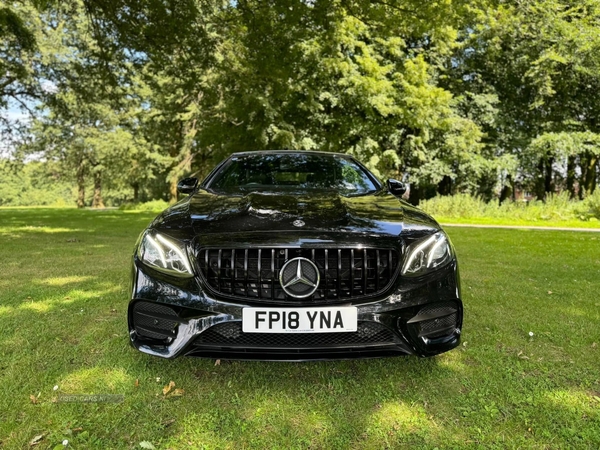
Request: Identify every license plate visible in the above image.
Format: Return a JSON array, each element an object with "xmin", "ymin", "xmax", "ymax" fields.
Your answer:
[{"xmin": 242, "ymin": 307, "xmax": 357, "ymax": 333}]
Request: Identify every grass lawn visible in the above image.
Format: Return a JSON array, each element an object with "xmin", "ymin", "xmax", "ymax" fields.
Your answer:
[
  {"xmin": 0, "ymin": 208, "xmax": 599, "ymax": 449},
  {"xmin": 437, "ymin": 216, "xmax": 600, "ymax": 229}
]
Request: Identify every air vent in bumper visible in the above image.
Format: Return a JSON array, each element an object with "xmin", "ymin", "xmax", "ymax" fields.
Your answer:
[
  {"xmin": 193, "ymin": 321, "xmax": 398, "ymax": 349},
  {"xmin": 132, "ymin": 301, "xmax": 184, "ymax": 341},
  {"xmin": 406, "ymin": 301, "xmax": 461, "ymax": 340}
]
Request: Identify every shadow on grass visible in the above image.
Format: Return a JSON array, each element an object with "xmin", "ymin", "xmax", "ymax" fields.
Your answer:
[
  {"xmin": 1, "ymin": 209, "xmax": 599, "ymax": 448},
  {"xmin": 34, "ymin": 344, "xmax": 599, "ymax": 448}
]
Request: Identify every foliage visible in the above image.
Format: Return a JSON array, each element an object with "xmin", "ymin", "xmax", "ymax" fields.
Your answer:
[
  {"xmin": 0, "ymin": 160, "xmax": 75, "ymax": 206},
  {"xmin": 1, "ymin": 0, "xmax": 600, "ymax": 204},
  {"xmin": 0, "ymin": 2, "xmax": 37, "ymax": 116},
  {"xmin": 198, "ymin": 1, "xmax": 485, "ymax": 194},
  {"xmin": 118, "ymin": 199, "xmax": 170, "ymax": 212},
  {"xmin": 76, "ymin": 0, "xmax": 489, "ymax": 201},
  {"xmin": 575, "ymin": 189, "xmax": 600, "ymax": 220},
  {"xmin": 420, "ymin": 192, "xmax": 600, "ymax": 222},
  {"xmin": 449, "ymin": 0, "xmax": 600, "ymax": 199}
]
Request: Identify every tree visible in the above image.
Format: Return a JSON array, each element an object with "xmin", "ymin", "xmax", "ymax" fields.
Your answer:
[
  {"xmin": 17, "ymin": 0, "xmax": 161, "ymax": 207},
  {"xmin": 450, "ymin": 0, "xmax": 600, "ymax": 198},
  {"xmin": 195, "ymin": 0, "xmax": 485, "ymax": 202},
  {"xmin": 0, "ymin": 2, "xmax": 37, "ymax": 117}
]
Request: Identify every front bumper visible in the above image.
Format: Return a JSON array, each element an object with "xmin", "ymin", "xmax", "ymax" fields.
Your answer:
[{"xmin": 128, "ymin": 260, "xmax": 462, "ymax": 361}]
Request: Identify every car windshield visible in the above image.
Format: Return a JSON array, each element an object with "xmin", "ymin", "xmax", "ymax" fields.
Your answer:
[{"xmin": 207, "ymin": 153, "xmax": 379, "ymax": 195}]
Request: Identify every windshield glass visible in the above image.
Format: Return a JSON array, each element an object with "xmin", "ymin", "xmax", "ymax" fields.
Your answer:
[{"xmin": 207, "ymin": 153, "xmax": 379, "ymax": 195}]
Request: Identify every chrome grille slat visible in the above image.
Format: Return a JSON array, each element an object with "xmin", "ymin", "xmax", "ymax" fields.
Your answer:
[
  {"xmin": 363, "ymin": 248, "xmax": 368, "ymax": 295},
  {"xmin": 198, "ymin": 247, "xmax": 399, "ymax": 303},
  {"xmin": 324, "ymin": 249, "xmax": 329, "ymax": 300},
  {"xmin": 337, "ymin": 249, "xmax": 342, "ymax": 297},
  {"xmin": 257, "ymin": 248, "xmax": 262, "ymax": 299},
  {"xmin": 350, "ymin": 249, "xmax": 355, "ymax": 297}
]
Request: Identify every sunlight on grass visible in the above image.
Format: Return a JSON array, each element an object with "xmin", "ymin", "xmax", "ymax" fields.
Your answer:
[
  {"xmin": 18, "ymin": 285, "xmax": 121, "ymax": 312},
  {"xmin": 543, "ymin": 389, "xmax": 594, "ymax": 411},
  {"xmin": 0, "ymin": 305, "xmax": 13, "ymax": 316},
  {"xmin": 58, "ymin": 367, "xmax": 131, "ymax": 393},
  {"xmin": 165, "ymin": 399, "xmax": 332, "ymax": 448},
  {"xmin": 436, "ymin": 348, "xmax": 468, "ymax": 372},
  {"xmin": 19, "ymin": 300, "xmax": 53, "ymax": 313},
  {"xmin": 363, "ymin": 401, "xmax": 436, "ymax": 445},
  {"xmin": 168, "ymin": 412, "xmax": 224, "ymax": 447},
  {"xmin": 38, "ymin": 275, "xmax": 95, "ymax": 286},
  {"xmin": 371, "ymin": 402, "xmax": 432, "ymax": 429},
  {"xmin": 0, "ymin": 335, "xmax": 26, "ymax": 351},
  {"xmin": 0, "ymin": 206, "xmax": 77, "ymax": 210},
  {"xmin": 556, "ymin": 305, "xmax": 599, "ymax": 319},
  {"xmin": 250, "ymin": 396, "xmax": 328, "ymax": 436},
  {"xmin": 0, "ymin": 226, "xmax": 84, "ymax": 234}
]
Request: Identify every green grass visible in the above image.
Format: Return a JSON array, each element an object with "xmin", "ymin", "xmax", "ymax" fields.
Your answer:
[
  {"xmin": 438, "ymin": 216, "xmax": 600, "ymax": 229},
  {"xmin": 0, "ymin": 208, "xmax": 599, "ymax": 449}
]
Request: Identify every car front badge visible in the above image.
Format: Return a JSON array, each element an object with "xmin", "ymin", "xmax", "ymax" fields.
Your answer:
[
  {"xmin": 293, "ymin": 219, "xmax": 305, "ymax": 227},
  {"xmin": 279, "ymin": 257, "xmax": 320, "ymax": 298}
]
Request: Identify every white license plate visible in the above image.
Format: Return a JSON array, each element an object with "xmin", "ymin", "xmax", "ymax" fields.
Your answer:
[{"xmin": 242, "ymin": 307, "xmax": 357, "ymax": 333}]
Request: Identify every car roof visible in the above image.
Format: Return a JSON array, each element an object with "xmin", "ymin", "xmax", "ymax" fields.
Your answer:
[{"xmin": 230, "ymin": 150, "xmax": 353, "ymax": 158}]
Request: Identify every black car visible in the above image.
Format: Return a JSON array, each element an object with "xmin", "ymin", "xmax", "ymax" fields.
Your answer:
[{"xmin": 128, "ymin": 151, "xmax": 463, "ymax": 360}]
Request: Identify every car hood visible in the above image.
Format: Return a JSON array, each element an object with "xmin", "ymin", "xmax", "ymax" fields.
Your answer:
[{"xmin": 151, "ymin": 189, "xmax": 440, "ymax": 239}]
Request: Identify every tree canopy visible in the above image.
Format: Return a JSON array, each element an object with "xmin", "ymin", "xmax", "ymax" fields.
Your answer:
[{"xmin": 1, "ymin": 0, "xmax": 599, "ymax": 206}]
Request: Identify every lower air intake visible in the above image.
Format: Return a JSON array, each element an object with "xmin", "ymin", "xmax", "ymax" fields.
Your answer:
[
  {"xmin": 132, "ymin": 301, "xmax": 179, "ymax": 341},
  {"xmin": 193, "ymin": 321, "xmax": 398, "ymax": 349},
  {"xmin": 407, "ymin": 301, "xmax": 460, "ymax": 339}
]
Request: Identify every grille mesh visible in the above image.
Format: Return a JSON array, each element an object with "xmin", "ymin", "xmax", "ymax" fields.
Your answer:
[
  {"xmin": 194, "ymin": 322, "xmax": 397, "ymax": 348},
  {"xmin": 132, "ymin": 302, "xmax": 179, "ymax": 340},
  {"xmin": 412, "ymin": 302, "xmax": 460, "ymax": 339},
  {"xmin": 419, "ymin": 313, "xmax": 458, "ymax": 336},
  {"xmin": 197, "ymin": 247, "xmax": 399, "ymax": 302}
]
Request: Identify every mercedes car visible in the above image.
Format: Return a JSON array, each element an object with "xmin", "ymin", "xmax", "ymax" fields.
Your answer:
[{"xmin": 128, "ymin": 150, "xmax": 463, "ymax": 360}]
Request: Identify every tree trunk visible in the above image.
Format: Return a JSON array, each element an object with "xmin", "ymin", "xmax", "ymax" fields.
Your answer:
[
  {"xmin": 544, "ymin": 157, "xmax": 554, "ymax": 196},
  {"xmin": 76, "ymin": 159, "xmax": 86, "ymax": 208},
  {"xmin": 582, "ymin": 152, "xmax": 598, "ymax": 196},
  {"xmin": 408, "ymin": 185, "xmax": 422, "ymax": 206},
  {"xmin": 169, "ymin": 177, "xmax": 178, "ymax": 204},
  {"xmin": 566, "ymin": 155, "xmax": 577, "ymax": 199},
  {"xmin": 92, "ymin": 171, "xmax": 105, "ymax": 208},
  {"xmin": 437, "ymin": 176, "xmax": 452, "ymax": 196},
  {"xmin": 511, "ymin": 176, "xmax": 516, "ymax": 202},
  {"xmin": 132, "ymin": 182, "xmax": 139, "ymax": 203},
  {"xmin": 534, "ymin": 159, "xmax": 546, "ymax": 200},
  {"xmin": 499, "ymin": 174, "xmax": 513, "ymax": 204}
]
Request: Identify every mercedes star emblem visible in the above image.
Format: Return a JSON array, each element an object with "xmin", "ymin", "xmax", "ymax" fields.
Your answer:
[
  {"xmin": 293, "ymin": 219, "xmax": 305, "ymax": 227},
  {"xmin": 279, "ymin": 257, "xmax": 320, "ymax": 298}
]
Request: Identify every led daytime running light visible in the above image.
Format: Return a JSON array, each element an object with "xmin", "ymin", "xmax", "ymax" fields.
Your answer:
[
  {"xmin": 403, "ymin": 234, "xmax": 437, "ymax": 273},
  {"xmin": 155, "ymin": 233, "xmax": 193, "ymax": 274},
  {"xmin": 427, "ymin": 236, "xmax": 447, "ymax": 267},
  {"xmin": 145, "ymin": 234, "xmax": 167, "ymax": 268}
]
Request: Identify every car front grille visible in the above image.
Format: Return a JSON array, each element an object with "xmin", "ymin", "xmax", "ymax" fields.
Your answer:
[
  {"xmin": 193, "ymin": 321, "xmax": 398, "ymax": 349},
  {"xmin": 196, "ymin": 247, "xmax": 399, "ymax": 302}
]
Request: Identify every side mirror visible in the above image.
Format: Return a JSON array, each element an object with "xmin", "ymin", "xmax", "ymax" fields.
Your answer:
[
  {"xmin": 177, "ymin": 177, "xmax": 198, "ymax": 195},
  {"xmin": 387, "ymin": 179, "xmax": 407, "ymax": 197}
]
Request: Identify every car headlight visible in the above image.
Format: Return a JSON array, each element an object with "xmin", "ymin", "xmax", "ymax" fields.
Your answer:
[
  {"xmin": 401, "ymin": 231, "xmax": 452, "ymax": 276},
  {"xmin": 137, "ymin": 231, "xmax": 194, "ymax": 277}
]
